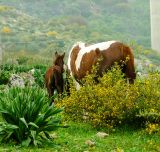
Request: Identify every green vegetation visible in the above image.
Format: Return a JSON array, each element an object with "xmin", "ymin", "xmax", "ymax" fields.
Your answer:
[
  {"xmin": 0, "ymin": 61, "xmax": 47, "ymax": 87},
  {"xmin": 0, "ymin": 0, "xmax": 150, "ymax": 55},
  {"xmin": 1, "ymin": 0, "xmax": 159, "ymax": 67},
  {"xmin": 0, "ymin": 122, "xmax": 159, "ymax": 152},
  {"xmin": 0, "ymin": 70, "xmax": 11, "ymax": 85},
  {"xmin": 0, "ymin": 87, "xmax": 63, "ymax": 146}
]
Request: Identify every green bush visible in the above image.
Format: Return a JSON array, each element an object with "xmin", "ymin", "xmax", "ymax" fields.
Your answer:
[
  {"xmin": 33, "ymin": 68, "xmax": 46, "ymax": 88},
  {"xmin": 0, "ymin": 64, "xmax": 14, "ymax": 71},
  {"xmin": 0, "ymin": 63, "xmax": 47, "ymax": 87},
  {"xmin": 57, "ymin": 66, "xmax": 160, "ymax": 129},
  {"xmin": 0, "ymin": 63, "xmax": 32, "ymax": 73},
  {"xmin": 16, "ymin": 57, "xmax": 29, "ymax": 65},
  {"xmin": 0, "ymin": 70, "xmax": 11, "ymax": 85},
  {"xmin": 0, "ymin": 87, "xmax": 63, "ymax": 146}
]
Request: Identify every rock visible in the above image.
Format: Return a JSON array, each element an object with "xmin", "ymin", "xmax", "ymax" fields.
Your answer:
[
  {"xmin": 96, "ymin": 132, "xmax": 109, "ymax": 138},
  {"xmin": 85, "ymin": 140, "xmax": 95, "ymax": 147},
  {"xmin": 29, "ymin": 68, "xmax": 35, "ymax": 75},
  {"xmin": 50, "ymin": 133, "xmax": 58, "ymax": 139},
  {"xmin": 9, "ymin": 74, "xmax": 25, "ymax": 88},
  {"xmin": 20, "ymin": 72, "xmax": 35, "ymax": 86}
]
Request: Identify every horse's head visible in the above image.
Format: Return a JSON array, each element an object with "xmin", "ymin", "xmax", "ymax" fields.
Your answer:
[{"xmin": 54, "ymin": 51, "xmax": 65, "ymax": 71}]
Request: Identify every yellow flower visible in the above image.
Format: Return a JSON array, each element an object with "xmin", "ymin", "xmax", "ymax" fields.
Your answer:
[
  {"xmin": 115, "ymin": 147, "xmax": 124, "ymax": 152},
  {"xmin": 47, "ymin": 31, "xmax": 58, "ymax": 37},
  {"xmin": 1, "ymin": 26, "xmax": 11, "ymax": 33},
  {"xmin": 150, "ymin": 109, "xmax": 155, "ymax": 113}
]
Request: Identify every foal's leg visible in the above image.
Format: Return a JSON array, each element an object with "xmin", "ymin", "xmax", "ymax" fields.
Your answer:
[
  {"xmin": 54, "ymin": 73, "xmax": 63, "ymax": 95},
  {"xmin": 47, "ymin": 84, "xmax": 55, "ymax": 105},
  {"xmin": 56, "ymin": 81, "xmax": 63, "ymax": 94},
  {"xmin": 45, "ymin": 70, "xmax": 55, "ymax": 105}
]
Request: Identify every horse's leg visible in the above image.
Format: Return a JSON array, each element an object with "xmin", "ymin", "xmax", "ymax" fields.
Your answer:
[
  {"xmin": 45, "ymin": 71, "xmax": 55, "ymax": 105},
  {"xmin": 57, "ymin": 79, "xmax": 64, "ymax": 94},
  {"xmin": 121, "ymin": 46, "xmax": 136, "ymax": 84},
  {"xmin": 125, "ymin": 58, "xmax": 136, "ymax": 84},
  {"xmin": 47, "ymin": 84, "xmax": 55, "ymax": 105},
  {"xmin": 64, "ymin": 71, "xmax": 71, "ymax": 95},
  {"xmin": 54, "ymin": 73, "xmax": 63, "ymax": 95}
]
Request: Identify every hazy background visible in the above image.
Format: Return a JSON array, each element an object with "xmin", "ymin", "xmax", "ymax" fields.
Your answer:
[{"xmin": 0, "ymin": 0, "xmax": 150, "ymax": 52}]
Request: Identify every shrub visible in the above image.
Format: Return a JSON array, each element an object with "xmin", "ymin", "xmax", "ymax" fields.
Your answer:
[
  {"xmin": 0, "ymin": 64, "xmax": 14, "ymax": 71},
  {"xmin": 145, "ymin": 123, "xmax": 159, "ymax": 135},
  {"xmin": 0, "ymin": 87, "xmax": 63, "ymax": 146},
  {"xmin": 135, "ymin": 73, "xmax": 160, "ymax": 123},
  {"xmin": 0, "ymin": 70, "xmax": 11, "ymax": 85},
  {"xmin": 14, "ymin": 65, "xmax": 32, "ymax": 73},
  {"xmin": 33, "ymin": 68, "xmax": 46, "ymax": 88},
  {"xmin": 57, "ymin": 66, "xmax": 160, "ymax": 129},
  {"xmin": 16, "ymin": 57, "xmax": 29, "ymax": 65},
  {"xmin": 0, "ymin": 63, "xmax": 31, "ymax": 73}
]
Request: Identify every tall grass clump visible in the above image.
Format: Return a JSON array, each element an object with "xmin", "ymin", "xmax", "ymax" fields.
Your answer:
[
  {"xmin": 58, "ymin": 65, "xmax": 160, "ymax": 129},
  {"xmin": 0, "ymin": 87, "xmax": 63, "ymax": 146}
]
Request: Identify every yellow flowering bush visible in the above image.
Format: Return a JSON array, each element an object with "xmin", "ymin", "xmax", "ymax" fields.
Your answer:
[
  {"xmin": 1, "ymin": 26, "xmax": 11, "ymax": 34},
  {"xmin": 145, "ymin": 123, "xmax": 159, "ymax": 135},
  {"xmin": 0, "ymin": 5, "xmax": 10, "ymax": 12},
  {"xmin": 57, "ymin": 65, "xmax": 160, "ymax": 128},
  {"xmin": 136, "ymin": 73, "xmax": 160, "ymax": 124},
  {"xmin": 47, "ymin": 31, "xmax": 58, "ymax": 37}
]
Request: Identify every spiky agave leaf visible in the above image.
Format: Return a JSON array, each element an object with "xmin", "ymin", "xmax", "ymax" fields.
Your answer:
[{"xmin": 0, "ymin": 87, "xmax": 63, "ymax": 146}]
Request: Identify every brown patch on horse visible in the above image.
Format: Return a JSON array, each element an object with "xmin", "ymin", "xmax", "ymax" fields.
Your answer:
[
  {"xmin": 45, "ymin": 52, "xmax": 65, "ymax": 104},
  {"xmin": 68, "ymin": 41, "xmax": 136, "ymax": 85},
  {"xmin": 76, "ymin": 48, "xmax": 102, "ymax": 80},
  {"xmin": 100, "ymin": 42, "xmax": 136, "ymax": 83}
]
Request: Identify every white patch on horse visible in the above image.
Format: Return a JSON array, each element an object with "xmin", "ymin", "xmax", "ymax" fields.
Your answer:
[
  {"xmin": 75, "ymin": 41, "xmax": 116, "ymax": 71},
  {"xmin": 67, "ymin": 42, "xmax": 85, "ymax": 76}
]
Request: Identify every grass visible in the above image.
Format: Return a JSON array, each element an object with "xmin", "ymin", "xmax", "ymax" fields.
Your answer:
[{"xmin": 0, "ymin": 122, "xmax": 159, "ymax": 152}]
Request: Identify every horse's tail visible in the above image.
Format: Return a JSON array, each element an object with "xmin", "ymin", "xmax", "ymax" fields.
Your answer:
[{"xmin": 123, "ymin": 45, "xmax": 136, "ymax": 83}]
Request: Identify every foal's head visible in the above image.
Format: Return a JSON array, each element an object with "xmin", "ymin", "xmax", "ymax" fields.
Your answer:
[{"xmin": 53, "ymin": 51, "xmax": 65, "ymax": 70}]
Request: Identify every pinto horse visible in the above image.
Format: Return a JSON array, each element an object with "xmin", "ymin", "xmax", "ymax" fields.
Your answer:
[
  {"xmin": 67, "ymin": 41, "xmax": 136, "ymax": 86},
  {"xmin": 45, "ymin": 52, "xmax": 65, "ymax": 104}
]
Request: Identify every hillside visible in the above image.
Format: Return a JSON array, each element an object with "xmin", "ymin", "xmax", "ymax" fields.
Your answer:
[
  {"xmin": 1, "ymin": 0, "xmax": 160, "ymax": 66},
  {"xmin": 0, "ymin": 0, "xmax": 150, "ymax": 45}
]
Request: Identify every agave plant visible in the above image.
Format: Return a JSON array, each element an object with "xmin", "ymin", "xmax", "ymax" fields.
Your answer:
[
  {"xmin": 33, "ymin": 68, "xmax": 46, "ymax": 88},
  {"xmin": 0, "ymin": 87, "xmax": 63, "ymax": 146}
]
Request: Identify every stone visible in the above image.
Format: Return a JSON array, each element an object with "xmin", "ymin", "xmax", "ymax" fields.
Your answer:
[
  {"xmin": 85, "ymin": 140, "xmax": 95, "ymax": 147},
  {"xmin": 96, "ymin": 132, "xmax": 109, "ymax": 138},
  {"xmin": 20, "ymin": 72, "xmax": 35, "ymax": 86},
  {"xmin": 9, "ymin": 74, "xmax": 25, "ymax": 88}
]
